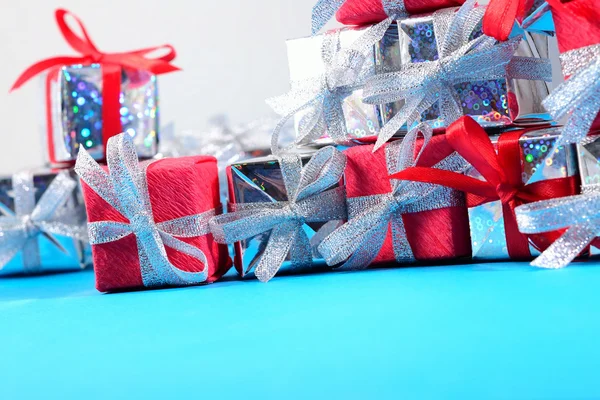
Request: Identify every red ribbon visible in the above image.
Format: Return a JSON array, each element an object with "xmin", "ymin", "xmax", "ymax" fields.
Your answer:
[
  {"xmin": 10, "ymin": 9, "xmax": 180, "ymax": 163},
  {"xmin": 391, "ymin": 116, "xmax": 578, "ymax": 259},
  {"xmin": 483, "ymin": 0, "xmax": 535, "ymax": 41}
]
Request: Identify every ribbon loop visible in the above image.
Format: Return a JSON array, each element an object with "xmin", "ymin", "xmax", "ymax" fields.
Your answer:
[
  {"xmin": 75, "ymin": 133, "xmax": 214, "ymax": 288},
  {"xmin": 209, "ymin": 146, "xmax": 347, "ymax": 282}
]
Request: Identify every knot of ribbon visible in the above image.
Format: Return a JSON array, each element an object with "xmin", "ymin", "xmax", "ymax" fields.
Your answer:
[
  {"xmin": 542, "ymin": 44, "xmax": 600, "ymax": 145},
  {"xmin": 515, "ymin": 183, "xmax": 600, "ymax": 269},
  {"xmin": 75, "ymin": 133, "xmax": 215, "ymax": 288},
  {"xmin": 267, "ymin": 26, "xmax": 389, "ymax": 151},
  {"xmin": 311, "ymin": 0, "xmax": 408, "ymax": 35},
  {"xmin": 318, "ymin": 124, "xmax": 469, "ymax": 269},
  {"xmin": 391, "ymin": 116, "xmax": 579, "ymax": 259},
  {"xmin": 362, "ymin": 0, "xmax": 552, "ymax": 151},
  {"xmin": 209, "ymin": 146, "xmax": 348, "ymax": 282},
  {"xmin": 0, "ymin": 171, "xmax": 88, "ymax": 273}
]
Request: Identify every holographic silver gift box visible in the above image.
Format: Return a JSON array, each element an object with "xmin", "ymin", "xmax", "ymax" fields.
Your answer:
[
  {"xmin": 468, "ymin": 127, "xmax": 578, "ymax": 260},
  {"xmin": 226, "ymin": 152, "xmax": 344, "ymax": 278},
  {"xmin": 286, "ymin": 26, "xmax": 401, "ymax": 140},
  {"xmin": 46, "ymin": 65, "xmax": 159, "ymax": 165},
  {"xmin": 576, "ymin": 134, "xmax": 600, "ymax": 255},
  {"xmin": 0, "ymin": 170, "xmax": 90, "ymax": 275},
  {"xmin": 385, "ymin": 13, "xmax": 552, "ymax": 130}
]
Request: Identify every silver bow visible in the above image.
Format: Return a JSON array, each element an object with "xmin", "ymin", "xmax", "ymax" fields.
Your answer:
[
  {"xmin": 363, "ymin": 0, "xmax": 553, "ymax": 151},
  {"xmin": 515, "ymin": 184, "xmax": 600, "ymax": 269},
  {"xmin": 543, "ymin": 44, "xmax": 600, "ymax": 145},
  {"xmin": 210, "ymin": 146, "xmax": 347, "ymax": 282},
  {"xmin": 75, "ymin": 133, "xmax": 216, "ymax": 288},
  {"xmin": 318, "ymin": 124, "xmax": 468, "ymax": 268},
  {"xmin": 267, "ymin": 24, "xmax": 392, "ymax": 151},
  {"xmin": 0, "ymin": 171, "xmax": 88, "ymax": 273},
  {"xmin": 311, "ymin": 0, "xmax": 408, "ymax": 35}
]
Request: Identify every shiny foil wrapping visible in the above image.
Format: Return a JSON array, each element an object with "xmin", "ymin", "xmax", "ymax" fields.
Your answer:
[
  {"xmin": 576, "ymin": 134, "xmax": 600, "ymax": 255},
  {"xmin": 389, "ymin": 14, "xmax": 552, "ymax": 129},
  {"xmin": 227, "ymin": 152, "xmax": 344, "ymax": 278},
  {"xmin": 47, "ymin": 65, "xmax": 159, "ymax": 164},
  {"xmin": 0, "ymin": 170, "xmax": 90, "ymax": 275},
  {"xmin": 522, "ymin": 1, "xmax": 554, "ymax": 35},
  {"xmin": 468, "ymin": 127, "xmax": 577, "ymax": 260},
  {"xmin": 286, "ymin": 26, "xmax": 402, "ymax": 140}
]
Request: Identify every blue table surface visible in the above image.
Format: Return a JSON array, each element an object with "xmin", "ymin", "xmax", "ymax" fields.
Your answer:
[{"xmin": 1, "ymin": 261, "xmax": 600, "ymax": 400}]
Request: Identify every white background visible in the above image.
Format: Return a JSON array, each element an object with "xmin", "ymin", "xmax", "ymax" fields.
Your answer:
[{"xmin": 0, "ymin": 0, "xmax": 335, "ymax": 173}]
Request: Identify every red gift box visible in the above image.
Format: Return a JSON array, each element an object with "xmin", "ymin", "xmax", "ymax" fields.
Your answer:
[
  {"xmin": 547, "ymin": 0, "xmax": 600, "ymax": 133},
  {"xmin": 342, "ymin": 133, "xmax": 472, "ymax": 265},
  {"xmin": 82, "ymin": 155, "xmax": 231, "ymax": 292},
  {"xmin": 336, "ymin": 0, "xmax": 465, "ymax": 26}
]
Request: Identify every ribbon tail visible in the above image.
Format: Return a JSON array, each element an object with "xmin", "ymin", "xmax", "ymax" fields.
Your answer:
[
  {"xmin": 254, "ymin": 222, "xmax": 299, "ymax": 282},
  {"xmin": 323, "ymin": 96, "xmax": 348, "ymax": 142},
  {"xmin": 289, "ymin": 229, "xmax": 314, "ymax": 270},
  {"xmin": 30, "ymin": 172, "xmax": 77, "ymax": 222},
  {"xmin": 561, "ymin": 97, "xmax": 600, "ymax": 145},
  {"xmin": 10, "ymin": 56, "xmax": 86, "ymax": 92},
  {"xmin": 340, "ymin": 219, "xmax": 388, "ymax": 270},
  {"xmin": 390, "ymin": 214, "xmax": 414, "ymax": 263},
  {"xmin": 311, "ymin": 0, "xmax": 346, "ymax": 35},
  {"xmin": 531, "ymin": 223, "xmax": 598, "ymax": 269},
  {"xmin": 507, "ymin": 56, "xmax": 553, "ymax": 82},
  {"xmin": 373, "ymin": 94, "xmax": 430, "ymax": 152}
]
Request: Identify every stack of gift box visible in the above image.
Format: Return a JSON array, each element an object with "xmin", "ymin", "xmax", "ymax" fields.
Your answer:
[{"xmin": 3, "ymin": 0, "xmax": 600, "ymax": 292}]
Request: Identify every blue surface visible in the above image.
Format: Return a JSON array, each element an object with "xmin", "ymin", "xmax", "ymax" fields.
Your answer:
[{"xmin": 1, "ymin": 262, "xmax": 600, "ymax": 399}]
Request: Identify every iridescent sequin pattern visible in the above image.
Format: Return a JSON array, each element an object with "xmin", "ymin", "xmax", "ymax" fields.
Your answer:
[
  {"xmin": 0, "ymin": 171, "xmax": 88, "ymax": 274},
  {"xmin": 53, "ymin": 64, "xmax": 159, "ymax": 163},
  {"xmin": 397, "ymin": 17, "xmax": 512, "ymax": 128},
  {"xmin": 229, "ymin": 155, "xmax": 339, "ymax": 277},
  {"xmin": 468, "ymin": 128, "xmax": 577, "ymax": 260}
]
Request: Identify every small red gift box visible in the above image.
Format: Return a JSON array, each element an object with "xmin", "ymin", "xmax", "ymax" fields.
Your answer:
[
  {"xmin": 336, "ymin": 0, "xmax": 465, "ymax": 25},
  {"xmin": 81, "ymin": 151, "xmax": 231, "ymax": 292},
  {"xmin": 336, "ymin": 133, "xmax": 472, "ymax": 266}
]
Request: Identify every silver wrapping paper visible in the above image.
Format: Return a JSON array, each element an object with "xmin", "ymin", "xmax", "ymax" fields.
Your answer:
[
  {"xmin": 46, "ymin": 65, "xmax": 159, "ymax": 164},
  {"xmin": 227, "ymin": 151, "xmax": 344, "ymax": 278},
  {"xmin": 0, "ymin": 170, "xmax": 90, "ymax": 275},
  {"xmin": 468, "ymin": 127, "xmax": 577, "ymax": 260},
  {"xmin": 576, "ymin": 134, "xmax": 600, "ymax": 256}
]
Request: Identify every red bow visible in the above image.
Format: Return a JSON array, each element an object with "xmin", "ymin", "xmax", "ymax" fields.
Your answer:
[
  {"xmin": 482, "ymin": 0, "xmax": 535, "ymax": 41},
  {"xmin": 391, "ymin": 116, "xmax": 578, "ymax": 259},
  {"xmin": 10, "ymin": 9, "xmax": 180, "ymax": 163}
]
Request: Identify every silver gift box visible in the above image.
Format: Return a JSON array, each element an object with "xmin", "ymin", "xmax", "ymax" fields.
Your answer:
[
  {"xmin": 227, "ymin": 151, "xmax": 344, "ymax": 278},
  {"xmin": 467, "ymin": 127, "xmax": 578, "ymax": 260},
  {"xmin": 46, "ymin": 65, "xmax": 159, "ymax": 164},
  {"xmin": 0, "ymin": 170, "xmax": 90, "ymax": 275},
  {"xmin": 522, "ymin": 1, "xmax": 554, "ymax": 36},
  {"xmin": 576, "ymin": 134, "xmax": 600, "ymax": 255}
]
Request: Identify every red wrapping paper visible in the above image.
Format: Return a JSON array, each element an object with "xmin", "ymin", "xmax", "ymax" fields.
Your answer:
[
  {"xmin": 336, "ymin": 0, "xmax": 465, "ymax": 26},
  {"xmin": 547, "ymin": 0, "xmax": 600, "ymax": 132},
  {"xmin": 343, "ymin": 134, "xmax": 472, "ymax": 265},
  {"xmin": 82, "ymin": 156, "xmax": 231, "ymax": 292}
]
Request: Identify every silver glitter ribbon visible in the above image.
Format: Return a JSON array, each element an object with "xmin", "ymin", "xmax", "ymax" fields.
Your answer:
[
  {"xmin": 267, "ymin": 24, "xmax": 390, "ymax": 151},
  {"xmin": 311, "ymin": 0, "xmax": 408, "ymax": 35},
  {"xmin": 0, "ymin": 171, "xmax": 88, "ymax": 273},
  {"xmin": 542, "ymin": 44, "xmax": 600, "ymax": 145},
  {"xmin": 75, "ymin": 133, "xmax": 216, "ymax": 288},
  {"xmin": 363, "ymin": 0, "xmax": 553, "ymax": 151},
  {"xmin": 318, "ymin": 124, "xmax": 468, "ymax": 268},
  {"xmin": 210, "ymin": 146, "xmax": 347, "ymax": 282},
  {"xmin": 515, "ymin": 184, "xmax": 600, "ymax": 269}
]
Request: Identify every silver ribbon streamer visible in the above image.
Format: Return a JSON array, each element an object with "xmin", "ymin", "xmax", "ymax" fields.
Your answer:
[
  {"xmin": 267, "ymin": 24, "xmax": 391, "ymax": 151},
  {"xmin": 0, "ymin": 171, "xmax": 88, "ymax": 273},
  {"xmin": 210, "ymin": 146, "xmax": 348, "ymax": 282},
  {"xmin": 515, "ymin": 184, "xmax": 600, "ymax": 269},
  {"xmin": 318, "ymin": 124, "xmax": 468, "ymax": 268},
  {"xmin": 311, "ymin": 0, "xmax": 408, "ymax": 35},
  {"xmin": 363, "ymin": 0, "xmax": 553, "ymax": 151},
  {"xmin": 542, "ymin": 44, "xmax": 600, "ymax": 145},
  {"xmin": 75, "ymin": 133, "xmax": 216, "ymax": 288}
]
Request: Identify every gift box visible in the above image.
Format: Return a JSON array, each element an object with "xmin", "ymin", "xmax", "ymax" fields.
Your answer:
[
  {"xmin": 466, "ymin": 127, "xmax": 579, "ymax": 259},
  {"xmin": 11, "ymin": 9, "xmax": 180, "ymax": 165},
  {"xmin": 221, "ymin": 148, "xmax": 347, "ymax": 281},
  {"xmin": 541, "ymin": 0, "xmax": 600, "ymax": 142},
  {"xmin": 317, "ymin": 133, "xmax": 472, "ymax": 268},
  {"xmin": 78, "ymin": 134, "xmax": 231, "ymax": 292},
  {"xmin": 0, "ymin": 170, "xmax": 89, "ymax": 275},
  {"xmin": 367, "ymin": 7, "xmax": 553, "ymax": 132},
  {"xmin": 576, "ymin": 134, "xmax": 600, "ymax": 255}
]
